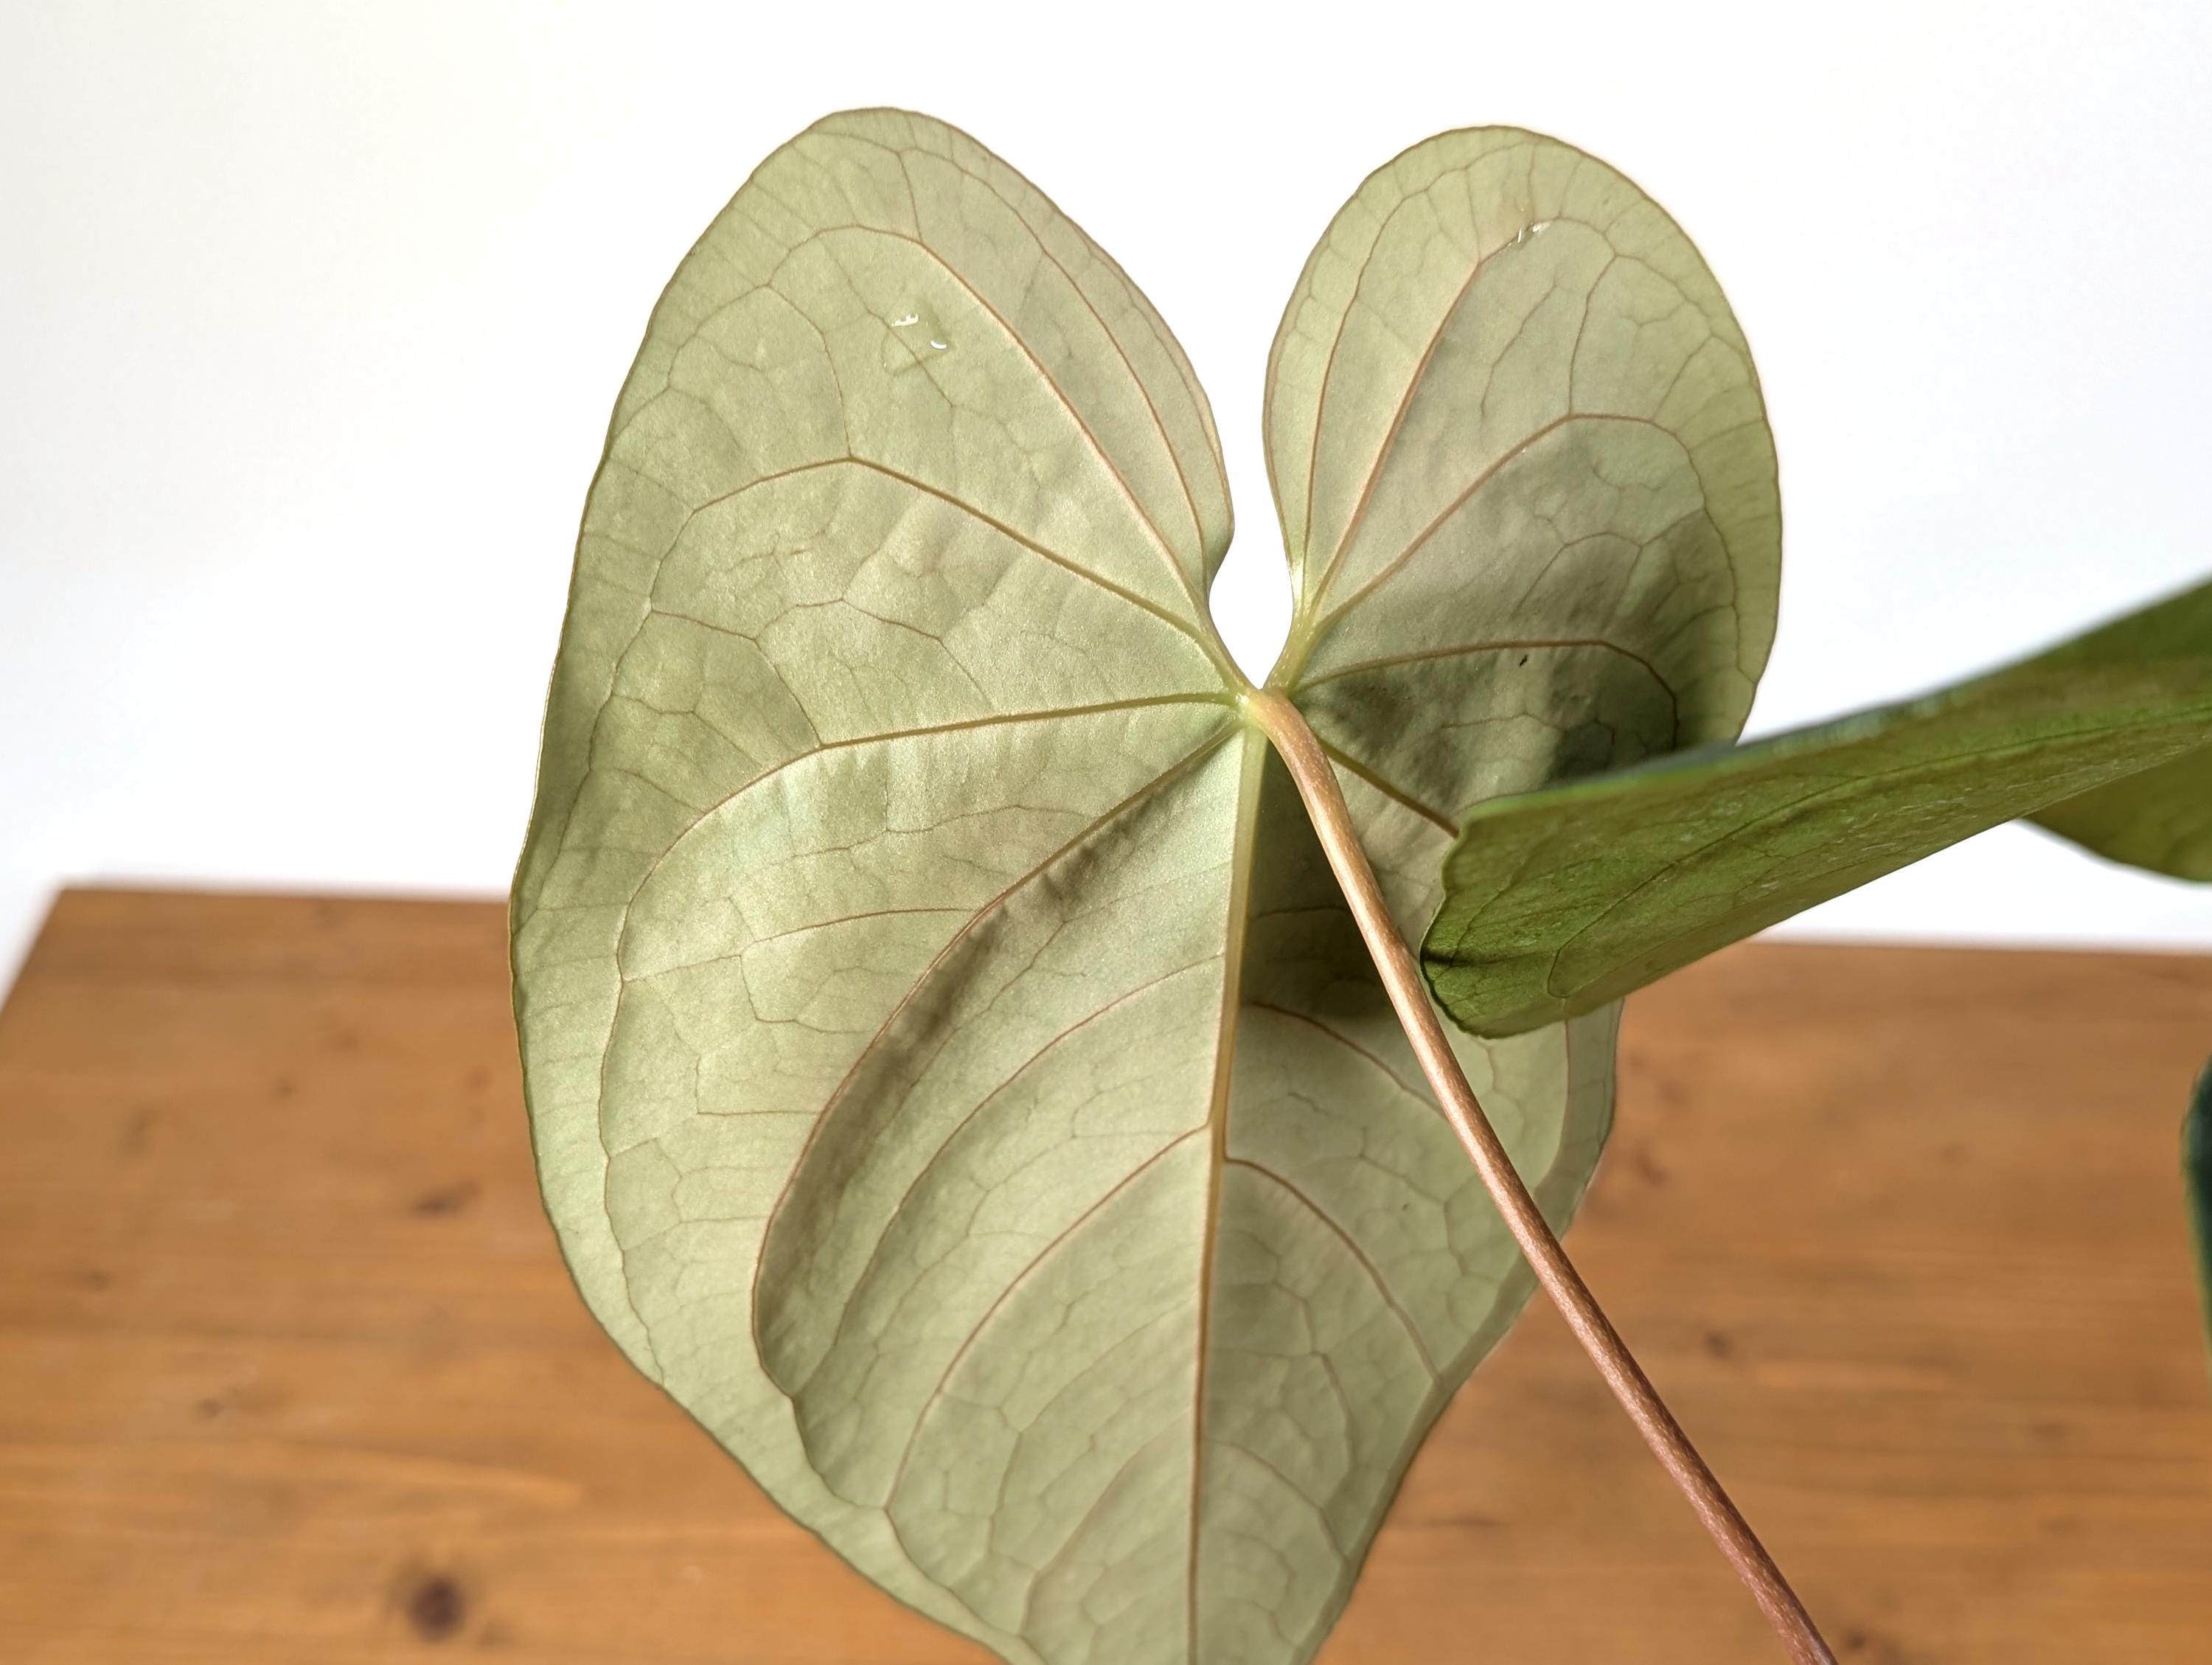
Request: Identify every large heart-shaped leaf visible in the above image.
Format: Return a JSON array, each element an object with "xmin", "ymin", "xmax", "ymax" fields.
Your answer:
[
  {"xmin": 512, "ymin": 111, "xmax": 1777, "ymax": 1665},
  {"xmin": 1423, "ymin": 579, "xmax": 2212, "ymax": 1038}
]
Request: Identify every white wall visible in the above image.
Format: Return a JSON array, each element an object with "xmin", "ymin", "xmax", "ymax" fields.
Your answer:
[{"xmin": 5, "ymin": 0, "xmax": 2210, "ymax": 985}]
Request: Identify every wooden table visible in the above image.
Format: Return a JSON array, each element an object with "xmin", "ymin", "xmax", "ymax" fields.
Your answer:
[{"xmin": 2, "ymin": 889, "xmax": 2208, "ymax": 1664}]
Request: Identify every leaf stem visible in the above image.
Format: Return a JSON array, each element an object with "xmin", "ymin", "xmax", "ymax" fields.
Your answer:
[{"xmin": 1244, "ymin": 689, "xmax": 1836, "ymax": 1665}]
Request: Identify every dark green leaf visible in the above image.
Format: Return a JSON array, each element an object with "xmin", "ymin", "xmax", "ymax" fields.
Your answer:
[
  {"xmin": 1423, "ymin": 580, "xmax": 2212, "ymax": 1037},
  {"xmin": 2034, "ymin": 747, "xmax": 2212, "ymax": 879}
]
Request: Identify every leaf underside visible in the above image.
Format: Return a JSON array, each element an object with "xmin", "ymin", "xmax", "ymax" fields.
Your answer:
[
  {"xmin": 512, "ymin": 109, "xmax": 1777, "ymax": 1665},
  {"xmin": 1423, "ymin": 579, "xmax": 2212, "ymax": 1039}
]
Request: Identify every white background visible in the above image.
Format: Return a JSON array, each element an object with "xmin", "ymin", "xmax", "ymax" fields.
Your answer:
[{"xmin": 5, "ymin": 0, "xmax": 2210, "ymax": 988}]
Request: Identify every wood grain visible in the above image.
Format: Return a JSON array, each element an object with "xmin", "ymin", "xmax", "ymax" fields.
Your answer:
[{"xmin": 1, "ymin": 888, "xmax": 2207, "ymax": 1663}]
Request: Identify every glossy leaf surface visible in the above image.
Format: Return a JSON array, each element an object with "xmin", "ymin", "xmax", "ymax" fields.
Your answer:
[
  {"xmin": 512, "ymin": 112, "xmax": 1776, "ymax": 1664},
  {"xmin": 1425, "ymin": 580, "xmax": 2212, "ymax": 1038}
]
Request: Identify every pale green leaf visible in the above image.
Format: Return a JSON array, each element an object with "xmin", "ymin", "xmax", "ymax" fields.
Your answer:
[
  {"xmin": 514, "ymin": 112, "xmax": 1775, "ymax": 1665},
  {"xmin": 1423, "ymin": 580, "xmax": 2212, "ymax": 1039}
]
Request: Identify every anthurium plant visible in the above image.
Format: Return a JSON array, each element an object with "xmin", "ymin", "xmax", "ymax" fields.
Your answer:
[{"xmin": 511, "ymin": 109, "xmax": 2211, "ymax": 1665}]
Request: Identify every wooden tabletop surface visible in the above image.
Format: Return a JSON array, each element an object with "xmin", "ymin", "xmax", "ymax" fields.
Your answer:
[{"xmin": 1, "ymin": 888, "xmax": 2208, "ymax": 1664}]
